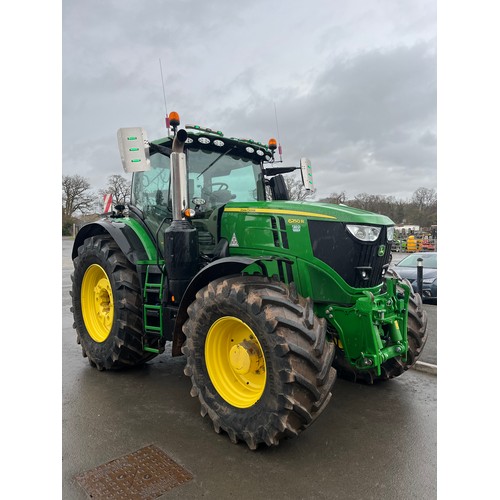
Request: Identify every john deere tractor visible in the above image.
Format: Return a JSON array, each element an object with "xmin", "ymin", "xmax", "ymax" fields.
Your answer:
[{"xmin": 70, "ymin": 112, "xmax": 427, "ymax": 449}]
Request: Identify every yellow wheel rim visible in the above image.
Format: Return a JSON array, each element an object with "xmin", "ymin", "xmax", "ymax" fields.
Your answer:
[
  {"xmin": 205, "ymin": 316, "xmax": 267, "ymax": 408},
  {"xmin": 81, "ymin": 264, "xmax": 114, "ymax": 343}
]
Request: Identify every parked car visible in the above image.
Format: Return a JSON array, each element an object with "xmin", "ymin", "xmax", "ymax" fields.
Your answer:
[{"xmin": 392, "ymin": 252, "xmax": 437, "ymax": 303}]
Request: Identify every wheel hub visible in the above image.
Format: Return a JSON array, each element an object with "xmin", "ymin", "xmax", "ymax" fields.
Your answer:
[
  {"xmin": 94, "ymin": 278, "xmax": 113, "ymax": 329},
  {"xmin": 229, "ymin": 341, "xmax": 261, "ymax": 375}
]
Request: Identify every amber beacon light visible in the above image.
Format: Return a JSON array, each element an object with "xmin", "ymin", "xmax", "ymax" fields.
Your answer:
[{"xmin": 169, "ymin": 111, "xmax": 180, "ymax": 127}]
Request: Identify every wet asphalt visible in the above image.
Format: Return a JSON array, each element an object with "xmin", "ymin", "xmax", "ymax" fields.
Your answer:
[{"xmin": 62, "ymin": 238, "xmax": 436, "ymax": 499}]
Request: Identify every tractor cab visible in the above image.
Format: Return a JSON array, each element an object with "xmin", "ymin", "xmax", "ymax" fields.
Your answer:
[{"xmin": 120, "ymin": 115, "xmax": 313, "ymax": 256}]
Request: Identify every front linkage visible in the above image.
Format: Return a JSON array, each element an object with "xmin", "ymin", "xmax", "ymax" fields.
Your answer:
[{"xmin": 323, "ymin": 276, "xmax": 411, "ymax": 377}]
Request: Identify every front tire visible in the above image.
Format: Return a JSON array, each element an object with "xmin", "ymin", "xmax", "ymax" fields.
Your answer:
[
  {"xmin": 182, "ymin": 275, "xmax": 336, "ymax": 449},
  {"xmin": 71, "ymin": 235, "xmax": 156, "ymax": 370}
]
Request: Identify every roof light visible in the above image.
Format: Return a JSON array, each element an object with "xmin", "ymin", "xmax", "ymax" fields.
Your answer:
[
  {"xmin": 268, "ymin": 138, "xmax": 277, "ymax": 151},
  {"xmin": 169, "ymin": 111, "xmax": 180, "ymax": 127}
]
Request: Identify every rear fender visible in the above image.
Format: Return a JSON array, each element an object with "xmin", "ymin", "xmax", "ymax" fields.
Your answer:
[{"xmin": 72, "ymin": 219, "xmax": 154, "ymax": 265}]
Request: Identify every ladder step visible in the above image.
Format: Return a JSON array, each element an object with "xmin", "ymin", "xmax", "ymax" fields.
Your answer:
[{"xmin": 142, "ymin": 265, "xmax": 165, "ymax": 353}]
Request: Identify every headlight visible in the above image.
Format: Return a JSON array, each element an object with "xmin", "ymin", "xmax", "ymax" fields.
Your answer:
[
  {"xmin": 386, "ymin": 226, "xmax": 395, "ymax": 241},
  {"xmin": 423, "ymin": 278, "xmax": 436, "ymax": 284},
  {"xmin": 346, "ymin": 224, "xmax": 381, "ymax": 242}
]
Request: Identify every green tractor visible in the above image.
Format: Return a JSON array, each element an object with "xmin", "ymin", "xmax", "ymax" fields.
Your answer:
[{"xmin": 70, "ymin": 112, "xmax": 427, "ymax": 449}]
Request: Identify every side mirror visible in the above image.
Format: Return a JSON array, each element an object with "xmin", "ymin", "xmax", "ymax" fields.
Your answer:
[
  {"xmin": 300, "ymin": 157, "xmax": 314, "ymax": 191},
  {"xmin": 117, "ymin": 127, "xmax": 151, "ymax": 172},
  {"xmin": 269, "ymin": 174, "xmax": 290, "ymax": 200}
]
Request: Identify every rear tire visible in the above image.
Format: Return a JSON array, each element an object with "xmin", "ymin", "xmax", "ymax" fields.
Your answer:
[
  {"xmin": 71, "ymin": 235, "xmax": 156, "ymax": 370},
  {"xmin": 333, "ymin": 269, "xmax": 428, "ymax": 383},
  {"xmin": 182, "ymin": 275, "xmax": 336, "ymax": 449}
]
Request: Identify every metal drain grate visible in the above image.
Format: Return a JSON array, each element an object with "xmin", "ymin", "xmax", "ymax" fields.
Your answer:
[{"xmin": 75, "ymin": 444, "xmax": 193, "ymax": 499}]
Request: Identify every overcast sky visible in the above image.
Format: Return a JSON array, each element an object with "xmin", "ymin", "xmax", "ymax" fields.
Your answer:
[{"xmin": 62, "ymin": 0, "xmax": 436, "ymax": 202}]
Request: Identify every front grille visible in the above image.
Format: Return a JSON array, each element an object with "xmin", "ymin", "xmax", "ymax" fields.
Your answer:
[{"xmin": 308, "ymin": 220, "xmax": 391, "ymax": 288}]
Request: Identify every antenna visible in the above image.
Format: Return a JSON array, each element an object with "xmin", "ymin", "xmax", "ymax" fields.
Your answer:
[
  {"xmin": 273, "ymin": 102, "xmax": 283, "ymax": 163},
  {"xmin": 159, "ymin": 58, "xmax": 170, "ymax": 136}
]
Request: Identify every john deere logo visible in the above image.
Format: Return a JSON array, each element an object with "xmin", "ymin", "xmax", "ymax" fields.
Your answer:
[{"xmin": 378, "ymin": 245, "xmax": 386, "ymax": 257}]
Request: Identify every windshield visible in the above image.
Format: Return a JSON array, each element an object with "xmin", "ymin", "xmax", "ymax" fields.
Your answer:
[
  {"xmin": 397, "ymin": 253, "xmax": 437, "ymax": 268},
  {"xmin": 187, "ymin": 148, "xmax": 265, "ymax": 210},
  {"xmin": 131, "ymin": 148, "xmax": 264, "ymax": 212}
]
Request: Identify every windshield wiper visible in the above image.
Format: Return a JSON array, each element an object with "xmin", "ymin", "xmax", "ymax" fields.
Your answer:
[{"xmin": 197, "ymin": 146, "xmax": 235, "ymax": 179}]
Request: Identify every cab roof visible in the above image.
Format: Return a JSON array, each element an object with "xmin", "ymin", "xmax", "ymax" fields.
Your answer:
[{"xmin": 152, "ymin": 126, "xmax": 274, "ymax": 164}]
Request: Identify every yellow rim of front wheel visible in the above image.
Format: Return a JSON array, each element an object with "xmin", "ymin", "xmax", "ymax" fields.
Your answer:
[
  {"xmin": 205, "ymin": 316, "xmax": 267, "ymax": 408},
  {"xmin": 81, "ymin": 264, "xmax": 114, "ymax": 342}
]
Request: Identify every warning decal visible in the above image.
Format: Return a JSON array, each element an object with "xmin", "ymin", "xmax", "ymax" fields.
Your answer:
[{"xmin": 229, "ymin": 233, "xmax": 239, "ymax": 247}]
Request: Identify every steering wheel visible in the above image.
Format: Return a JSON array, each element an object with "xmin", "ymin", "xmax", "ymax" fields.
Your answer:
[{"xmin": 206, "ymin": 182, "xmax": 229, "ymax": 191}]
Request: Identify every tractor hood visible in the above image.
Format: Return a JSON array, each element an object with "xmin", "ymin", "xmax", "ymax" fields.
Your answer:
[{"xmin": 223, "ymin": 200, "xmax": 394, "ymax": 226}]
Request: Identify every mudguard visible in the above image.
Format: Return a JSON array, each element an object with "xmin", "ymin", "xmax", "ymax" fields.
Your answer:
[
  {"xmin": 171, "ymin": 256, "xmax": 270, "ymax": 356},
  {"xmin": 71, "ymin": 219, "xmax": 155, "ymax": 264}
]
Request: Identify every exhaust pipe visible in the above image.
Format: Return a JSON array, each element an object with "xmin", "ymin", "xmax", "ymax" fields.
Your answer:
[
  {"xmin": 164, "ymin": 129, "xmax": 199, "ymax": 305},
  {"xmin": 170, "ymin": 128, "xmax": 188, "ymax": 220}
]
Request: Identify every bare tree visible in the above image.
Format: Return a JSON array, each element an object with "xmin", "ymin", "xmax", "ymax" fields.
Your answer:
[
  {"xmin": 62, "ymin": 174, "xmax": 96, "ymax": 217},
  {"xmin": 319, "ymin": 192, "xmax": 347, "ymax": 204},
  {"xmin": 99, "ymin": 174, "xmax": 131, "ymax": 207},
  {"xmin": 317, "ymin": 188, "xmax": 437, "ymax": 226},
  {"xmin": 352, "ymin": 193, "xmax": 372, "ymax": 211},
  {"xmin": 284, "ymin": 176, "xmax": 315, "ymax": 201},
  {"xmin": 412, "ymin": 187, "xmax": 437, "ymax": 212}
]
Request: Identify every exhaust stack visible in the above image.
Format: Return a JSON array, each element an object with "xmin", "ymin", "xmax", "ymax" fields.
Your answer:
[
  {"xmin": 170, "ymin": 128, "xmax": 189, "ymax": 220},
  {"xmin": 164, "ymin": 129, "xmax": 199, "ymax": 304}
]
